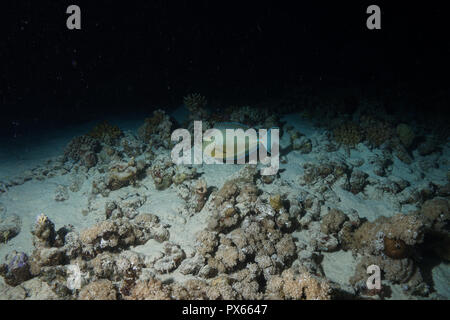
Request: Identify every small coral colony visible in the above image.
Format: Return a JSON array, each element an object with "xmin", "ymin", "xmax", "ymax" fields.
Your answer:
[{"xmin": 0, "ymin": 92, "xmax": 449, "ymax": 300}]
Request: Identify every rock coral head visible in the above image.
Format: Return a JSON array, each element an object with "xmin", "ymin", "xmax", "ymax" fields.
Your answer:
[{"xmin": 183, "ymin": 93, "xmax": 207, "ymax": 111}]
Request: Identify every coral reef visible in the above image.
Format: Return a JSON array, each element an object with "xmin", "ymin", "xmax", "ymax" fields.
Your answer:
[
  {"xmin": 137, "ymin": 110, "xmax": 173, "ymax": 148},
  {"xmin": 1, "ymin": 93, "xmax": 449, "ymax": 301},
  {"xmin": 64, "ymin": 135, "xmax": 101, "ymax": 168},
  {"xmin": 88, "ymin": 121, "xmax": 123, "ymax": 146}
]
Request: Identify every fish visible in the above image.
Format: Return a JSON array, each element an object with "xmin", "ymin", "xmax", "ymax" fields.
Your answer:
[{"xmin": 202, "ymin": 122, "xmax": 277, "ymax": 162}]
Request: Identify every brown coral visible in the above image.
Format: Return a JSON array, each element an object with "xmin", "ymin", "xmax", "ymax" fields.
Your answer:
[
  {"xmin": 333, "ymin": 122, "xmax": 362, "ymax": 148},
  {"xmin": 361, "ymin": 116, "xmax": 394, "ymax": 147},
  {"xmin": 383, "ymin": 237, "xmax": 409, "ymax": 259},
  {"xmin": 88, "ymin": 121, "xmax": 123, "ymax": 145}
]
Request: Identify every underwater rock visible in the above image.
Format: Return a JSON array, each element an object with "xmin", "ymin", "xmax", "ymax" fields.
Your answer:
[
  {"xmin": 265, "ymin": 268, "xmax": 331, "ymax": 300},
  {"xmin": 80, "ymin": 215, "xmax": 169, "ymax": 257},
  {"xmin": 178, "ymin": 254, "xmax": 205, "ymax": 275},
  {"xmin": 396, "ymin": 124, "xmax": 415, "ymax": 148},
  {"xmin": 78, "ymin": 279, "xmax": 117, "ymax": 300},
  {"xmin": 0, "ymin": 213, "xmax": 21, "ymax": 243},
  {"xmin": 350, "ymin": 255, "xmax": 428, "ymax": 296},
  {"xmin": 134, "ymin": 213, "xmax": 170, "ymax": 243},
  {"xmin": 344, "ymin": 169, "xmax": 369, "ymax": 195},
  {"xmin": 208, "ymin": 181, "xmax": 259, "ymax": 232},
  {"xmin": 418, "ymin": 137, "xmax": 438, "ymax": 156},
  {"xmin": 105, "ymin": 193, "xmax": 147, "ymax": 219},
  {"xmin": 292, "ymin": 136, "xmax": 312, "ymax": 154},
  {"xmin": 120, "ymin": 132, "xmax": 146, "ymax": 158},
  {"xmin": 369, "ymin": 153, "xmax": 392, "ymax": 177},
  {"xmin": 54, "ymin": 185, "xmax": 69, "ymax": 202},
  {"xmin": 122, "ymin": 278, "xmax": 171, "ymax": 300},
  {"xmin": 148, "ymin": 153, "xmax": 175, "ymax": 190},
  {"xmin": 347, "ymin": 157, "xmax": 364, "ymax": 168},
  {"xmin": 320, "ymin": 209, "xmax": 348, "ymax": 235},
  {"xmin": 301, "ymin": 161, "xmax": 349, "ymax": 186},
  {"xmin": 64, "ymin": 135, "xmax": 101, "ymax": 167},
  {"xmin": 172, "ymin": 166, "xmax": 197, "ymax": 185},
  {"xmin": 203, "ymin": 210, "xmax": 297, "ymax": 280},
  {"xmin": 137, "ymin": 109, "xmax": 173, "ymax": 149},
  {"xmin": 193, "ymin": 178, "xmax": 208, "ymax": 213},
  {"xmin": 0, "ymin": 251, "xmax": 32, "ymax": 286},
  {"xmin": 261, "ymin": 174, "xmax": 276, "ymax": 184},
  {"xmin": 153, "ymin": 242, "xmax": 185, "ymax": 274},
  {"xmin": 69, "ymin": 170, "xmax": 86, "ymax": 193},
  {"xmin": 30, "ymin": 247, "xmax": 66, "ymax": 275},
  {"xmin": 32, "ymin": 214, "xmax": 56, "ymax": 248},
  {"xmin": 342, "ymin": 212, "xmax": 425, "ymax": 256},
  {"xmin": 269, "ymin": 194, "xmax": 283, "ymax": 212},
  {"xmin": 436, "ymin": 183, "xmax": 450, "ymax": 197},
  {"xmin": 195, "ymin": 230, "xmax": 219, "ymax": 257},
  {"xmin": 80, "ymin": 219, "xmax": 135, "ymax": 255},
  {"xmin": 106, "ymin": 158, "xmax": 140, "ymax": 191},
  {"xmin": 393, "ymin": 142, "xmax": 413, "ymax": 164},
  {"xmin": 419, "ymin": 197, "xmax": 449, "ymax": 233}
]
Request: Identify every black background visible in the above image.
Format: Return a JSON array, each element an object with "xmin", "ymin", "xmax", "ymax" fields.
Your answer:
[{"xmin": 1, "ymin": 1, "xmax": 449, "ymax": 134}]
